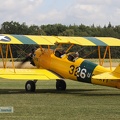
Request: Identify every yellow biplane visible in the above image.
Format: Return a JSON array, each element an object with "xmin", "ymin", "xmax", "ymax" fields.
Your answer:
[{"xmin": 0, "ymin": 34, "xmax": 120, "ymax": 92}]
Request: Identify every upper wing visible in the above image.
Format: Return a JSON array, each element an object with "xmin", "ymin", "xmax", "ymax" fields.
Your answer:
[
  {"xmin": 0, "ymin": 68, "xmax": 60, "ymax": 80},
  {"xmin": 0, "ymin": 34, "xmax": 120, "ymax": 46}
]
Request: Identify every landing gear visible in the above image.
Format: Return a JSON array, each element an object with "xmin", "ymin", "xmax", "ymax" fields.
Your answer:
[
  {"xmin": 25, "ymin": 80, "xmax": 66, "ymax": 92},
  {"xmin": 56, "ymin": 80, "xmax": 66, "ymax": 91},
  {"xmin": 25, "ymin": 80, "xmax": 36, "ymax": 92}
]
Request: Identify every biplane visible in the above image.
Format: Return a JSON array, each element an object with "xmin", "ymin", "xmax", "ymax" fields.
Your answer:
[{"xmin": 0, "ymin": 34, "xmax": 120, "ymax": 92}]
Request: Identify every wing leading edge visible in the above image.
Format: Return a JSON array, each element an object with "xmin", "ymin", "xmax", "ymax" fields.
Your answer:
[{"xmin": 0, "ymin": 34, "xmax": 120, "ymax": 46}]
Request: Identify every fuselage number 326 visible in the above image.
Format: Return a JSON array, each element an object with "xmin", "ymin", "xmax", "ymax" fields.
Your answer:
[{"xmin": 69, "ymin": 65, "xmax": 91, "ymax": 79}]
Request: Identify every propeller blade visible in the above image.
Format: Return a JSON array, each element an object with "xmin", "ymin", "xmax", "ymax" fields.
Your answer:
[{"xmin": 17, "ymin": 48, "xmax": 35, "ymax": 68}]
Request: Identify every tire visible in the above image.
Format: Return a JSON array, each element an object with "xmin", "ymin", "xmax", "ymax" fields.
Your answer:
[
  {"xmin": 56, "ymin": 80, "xmax": 66, "ymax": 91},
  {"xmin": 25, "ymin": 80, "xmax": 36, "ymax": 92}
]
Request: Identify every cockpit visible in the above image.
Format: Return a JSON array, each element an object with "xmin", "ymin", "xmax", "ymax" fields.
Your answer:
[
  {"xmin": 54, "ymin": 48, "xmax": 65, "ymax": 58},
  {"xmin": 54, "ymin": 48, "xmax": 79, "ymax": 62}
]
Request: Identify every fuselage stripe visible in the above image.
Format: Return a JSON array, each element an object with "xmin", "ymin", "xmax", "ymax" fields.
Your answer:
[{"xmin": 77, "ymin": 60, "xmax": 97, "ymax": 83}]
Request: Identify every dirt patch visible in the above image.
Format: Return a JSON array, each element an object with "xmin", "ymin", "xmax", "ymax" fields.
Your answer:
[
  {"xmin": 0, "ymin": 62, "xmax": 36, "ymax": 69},
  {"xmin": 95, "ymin": 62, "xmax": 119, "ymax": 67}
]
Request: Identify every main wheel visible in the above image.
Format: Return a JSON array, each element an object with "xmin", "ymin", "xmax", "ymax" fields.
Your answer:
[
  {"xmin": 56, "ymin": 80, "xmax": 66, "ymax": 91},
  {"xmin": 25, "ymin": 80, "xmax": 36, "ymax": 92}
]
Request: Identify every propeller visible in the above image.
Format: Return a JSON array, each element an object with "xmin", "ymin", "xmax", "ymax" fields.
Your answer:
[{"xmin": 18, "ymin": 49, "xmax": 35, "ymax": 68}]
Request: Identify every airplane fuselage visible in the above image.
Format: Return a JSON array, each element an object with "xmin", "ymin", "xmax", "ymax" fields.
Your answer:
[{"xmin": 33, "ymin": 48, "xmax": 119, "ymax": 89}]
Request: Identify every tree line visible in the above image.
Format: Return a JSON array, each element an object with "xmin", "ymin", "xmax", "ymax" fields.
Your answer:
[
  {"xmin": 1, "ymin": 21, "xmax": 120, "ymax": 38},
  {"xmin": 0, "ymin": 21, "xmax": 120, "ymax": 59}
]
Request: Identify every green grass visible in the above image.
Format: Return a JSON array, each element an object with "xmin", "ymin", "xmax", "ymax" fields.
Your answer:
[{"xmin": 0, "ymin": 79, "xmax": 120, "ymax": 120}]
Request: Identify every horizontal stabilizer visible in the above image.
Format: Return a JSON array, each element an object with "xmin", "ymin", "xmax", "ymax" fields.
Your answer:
[
  {"xmin": 92, "ymin": 65, "xmax": 120, "ymax": 80},
  {"xmin": 112, "ymin": 64, "xmax": 120, "ymax": 74},
  {"xmin": 92, "ymin": 72, "xmax": 120, "ymax": 80}
]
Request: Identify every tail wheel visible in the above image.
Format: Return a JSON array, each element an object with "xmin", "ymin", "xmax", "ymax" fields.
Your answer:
[
  {"xmin": 56, "ymin": 80, "xmax": 66, "ymax": 91},
  {"xmin": 25, "ymin": 80, "xmax": 36, "ymax": 92}
]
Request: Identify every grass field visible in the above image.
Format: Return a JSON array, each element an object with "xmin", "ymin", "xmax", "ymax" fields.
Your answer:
[{"xmin": 0, "ymin": 79, "xmax": 120, "ymax": 120}]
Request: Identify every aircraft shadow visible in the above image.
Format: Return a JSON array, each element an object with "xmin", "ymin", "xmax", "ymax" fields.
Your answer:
[{"xmin": 0, "ymin": 88, "xmax": 120, "ymax": 96}]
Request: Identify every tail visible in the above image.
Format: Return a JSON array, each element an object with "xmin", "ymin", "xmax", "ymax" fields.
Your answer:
[
  {"xmin": 113, "ymin": 64, "xmax": 120, "ymax": 74},
  {"xmin": 92, "ymin": 64, "xmax": 120, "ymax": 89},
  {"xmin": 92, "ymin": 64, "xmax": 120, "ymax": 80}
]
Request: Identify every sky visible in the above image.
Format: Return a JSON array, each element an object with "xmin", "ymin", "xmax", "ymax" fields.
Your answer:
[{"xmin": 0, "ymin": 0, "xmax": 120, "ymax": 26}]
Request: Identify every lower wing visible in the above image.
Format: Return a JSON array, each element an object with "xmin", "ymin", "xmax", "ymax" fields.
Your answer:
[{"xmin": 0, "ymin": 68, "xmax": 60, "ymax": 80}]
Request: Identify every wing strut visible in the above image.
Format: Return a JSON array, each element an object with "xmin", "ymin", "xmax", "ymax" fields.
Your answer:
[
  {"xmin": 0, "ymin": 44, "xmax": 16, "ymax": 73},
  {"xmin": 65, "ymin": 44, "xmax": 74, "ymax": 53},
  {"xmin": 0, "ymin": 44, "xmax": 5, "ymax": 68},
  {"xmin": 98, "ymin": 46, "xmax": 112, "ymax": 70}
]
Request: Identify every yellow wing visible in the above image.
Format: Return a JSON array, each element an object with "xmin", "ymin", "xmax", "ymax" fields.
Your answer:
[
  {"xmin": 0, "ymin": 68, "xmax": 60, "ymax": 80},
  {"xmin": 1, "ymin": 34, "xmax": 120, "ymax": 46}
]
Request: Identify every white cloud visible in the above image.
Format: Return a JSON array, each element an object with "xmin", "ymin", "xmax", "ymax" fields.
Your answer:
[
  {"xmin": 65, "ymin": 0, "xmax": 120, "ymax": 26},
  {"xmin": 0, "ymin": 0, "xmax": 43, "ymax": 24},
  {"xmin": 0, "ymin": 0, "xmax": 120, "ymax": 26}
]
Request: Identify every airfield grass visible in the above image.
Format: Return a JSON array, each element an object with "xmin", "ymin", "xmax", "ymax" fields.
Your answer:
[
  {"xmin": 0, "ymin": 79, "xmax": 120, "ymax": 120},
  {"xmin": 0, "ymin": 61, "xmax": 120, "ymax": 120}
]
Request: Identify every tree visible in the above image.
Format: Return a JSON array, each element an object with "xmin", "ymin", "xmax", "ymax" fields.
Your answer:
[
  {"xmin": 59, "ymin": 29, "xmax": 74, "ymax": 36},
  {"xmin": 28, "ymin": 25, "xmax": 46, "ymax": 35},
  {"xmin": 1, "ymin": 21, "xmax": 29, "ymax": 34}
]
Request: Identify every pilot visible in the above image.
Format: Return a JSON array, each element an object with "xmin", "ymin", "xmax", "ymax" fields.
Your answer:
[
  {"xmin": 68, "ymin": 52, "xmax": 79, "ymax": 61},
  {"xmin": 55, "ymin": 48, "xmax": 65, "ymax": 58},
  {"xmin": 75, "ymin": 52, "xmax": 79, "ymax": 58},
  {"xmin": 74, "ymin": 52, "xmax": 79, "ymax": 61}
]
